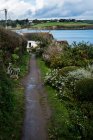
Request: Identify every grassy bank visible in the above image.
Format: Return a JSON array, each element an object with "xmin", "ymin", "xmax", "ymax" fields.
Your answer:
[
  {"xmin": 37, "ymin": 58, "xmax": 72, "ymax": 140},
  {"xmin": 37, "ymin": 56, "xmax": 93, "ymax": 140},
  {"xmin": 0, "ymin": 53, "xmax": 30, "ymax": 140},
  {"xmin": 33, "ymin": 22, "xmax": 89, "ymax": 27},
  {"xmin": 0, "ymin": 27, "xmax": 30, "ymax": 140},
  {"xmin": 32, "ymin": 21, "xmax": 93, "ymax": 29}
]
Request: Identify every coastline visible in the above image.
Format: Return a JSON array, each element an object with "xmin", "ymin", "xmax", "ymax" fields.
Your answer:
[
  {"xmin": 10, "ymin": 24, "xmax": 93, "ymax": 31},
  {"xmin": 30, "ymin": 26, "xmax": 93, "ymax": 30}
]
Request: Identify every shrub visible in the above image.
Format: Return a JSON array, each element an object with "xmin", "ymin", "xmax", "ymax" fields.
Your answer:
[
  {"xmin": 59, "ymin": 66, "xmax": 78, "ymax": 76},
  {"xmin": 71, "ymin": 42, "xmax": 93, "ymax": 66},
  {"xmin": 0, "ymin": 63, "xmax": 14, "ymax": 113},
  {"xmin": 43, "ymin": 44, "xmax": 63, "ymax": 67},
  {"xmin": 60, "ymin": 53, "xmax": 73, "ymax": 67},
  {"xmin": 0, "ymin": 27, "xmax": 27, "ymax": 65},
  {"xmin": 75, "ymin": 78, "xmax": 93, "ymax": 101},
  {"xmin": 28, "ymin": 32, "xmax": 53, "ymax": 40},
  {"xmin": 44, "ymin": 66, "xmax": 93, "ymax": 101},
  {"xmin": 24, "ymin": 32, "xmax": 53, "ymax": 47},
  {"xmin": 50, "ymin": 54, "xmax": 62, "ymax": 68}
]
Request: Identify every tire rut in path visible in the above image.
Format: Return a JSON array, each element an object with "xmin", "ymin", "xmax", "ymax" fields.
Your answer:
[{"xmin": 22, "ymin": 54, "xmax": 50, "ymax": 140}]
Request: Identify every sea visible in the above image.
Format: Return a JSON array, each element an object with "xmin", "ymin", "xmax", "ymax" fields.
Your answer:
[{"xmin": 16, "ymin": 29, "xmax": 93, "ymax": 44}]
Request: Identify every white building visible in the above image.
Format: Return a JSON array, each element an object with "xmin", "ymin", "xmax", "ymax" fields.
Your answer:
[{"xmin": 27, "ymin": 41, "xmax": 38, "ymax": 52}]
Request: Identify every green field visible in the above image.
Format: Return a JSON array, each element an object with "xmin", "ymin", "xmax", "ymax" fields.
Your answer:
[{"xmin": 32, "ymin": 21, "xmax": 93, "ymax": 28}]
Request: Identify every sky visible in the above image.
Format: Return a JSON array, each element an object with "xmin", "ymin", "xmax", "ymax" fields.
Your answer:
[{"xmin": 0, "ymin": 0, "xmax": 93, "ymax": 20}]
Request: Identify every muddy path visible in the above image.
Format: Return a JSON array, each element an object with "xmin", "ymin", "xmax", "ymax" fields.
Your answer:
[{"xmin": 22, "ymin": 54, "xmax": 50, "ymax": 140}]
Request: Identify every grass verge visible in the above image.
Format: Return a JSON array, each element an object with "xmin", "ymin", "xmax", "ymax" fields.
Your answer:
[
  {"xmin": 37, "ymin": 57, "xmax": 73, "ymax": 140},
  {"xmin": 19, "ymin": 53, "xmax": 30, "ymax": 78}
]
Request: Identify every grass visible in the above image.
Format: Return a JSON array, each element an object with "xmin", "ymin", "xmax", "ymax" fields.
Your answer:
[
  {"xmin": 37, "ymin": 57, "xmax": 73, "ymax": 140},
  {"xmin": 0, "ymin": 87, "xmax": 24, "ymax": 140},
  {"xmin": 46, "ymin": 86, "xmax": 71, "ymax": 140},
  {"xmin": 19, "ymin": 53, "xmax": 30, "ymax": 78},
  {"xmin": 32, "ymin": 21, "xmax": 92, "ymax": 28},
  {"xmin": 37, "ymin": 57, "xmax": 50, "ymax": 78},
  {"xmin": 0, "ymin": 53, "xmax": 30, "ymax": 140}
]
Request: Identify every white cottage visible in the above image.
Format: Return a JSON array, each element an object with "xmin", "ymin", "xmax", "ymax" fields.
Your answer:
[{"xmin": 27, "ymin": 41, "xmax": 38, "ymax": 52}]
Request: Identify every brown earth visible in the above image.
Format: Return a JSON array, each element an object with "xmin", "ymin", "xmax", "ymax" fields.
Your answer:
[{"xmin": 21, "ymin": 54, "xmax": 51, "ymax": 140}]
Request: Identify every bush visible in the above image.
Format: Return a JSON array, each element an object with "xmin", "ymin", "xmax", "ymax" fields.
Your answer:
[
  {"xmin": 59, "ymin": 66, "xmax": 78, "ymax": 76},
  {"xmin": 0, "ymin": 64, "xmax": 14, "ymax": 113},
  {"xmin": 50, "ymin": 54, "xmax": 62, "ymax": 68},
  {"xmin": 75, "ymin": 78, "xmax": 93, "ymax": 101},
  {"xmin": 24, "ymin": 32, "xmax": 53, "ymax": 42},
  {"xmin": 43, "ymin": 44, "xmax": 63, "ymax": 67},
  {"xmin": 0, "ymin": 28, "xmax": 28, "ymax": 139},
  {"xmin": 0, "ymin": 27, "xmax": 27, "ymax": 65},
  {"xmin": 71, "ymin": 42, "xmax": 93, "ymax": 66}
]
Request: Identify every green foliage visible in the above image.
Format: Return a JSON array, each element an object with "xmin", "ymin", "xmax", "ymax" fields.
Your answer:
[
  {"xmin": 36, "ymin": 47, "xmax": 45, "ymax": 57},
  {"xmin": 71, "ymin": 42, "xmax": 93, "ymax": 66},
  {"xmin": 0, "ymin": 27, "xmax": 27, "ymax": 65},
  {"xmin": 42, "ymin": 41, "xmax": 93, "ymax": 68},
  {"xmin": 75, "ymin": 78, "xmax": 93, "ymax": 101},
  {"xmin": 46, "ymin": 86, "xmax": 72, "ymax": 140},
  {"xmin": 38, "ymin": 58, "xmax": 93, "ymax": 140},
  {"xmin": 19, "ymin": 53, "xmax": 30, "ymax": 77},
  {"xmin": 0, "ymin": 65, "xmax": 14, "ymax": 113},
  {"xmin": 0, "ymin": 86, "xmax": 24, "ymax": 140},
  {"xmin": 50, "ymin": 54, "xmax": 62, "ymax": 68},
  {"xmin": 24, "ymin": 32, "xmax": 53, "ymax": 45},
  {"xmin": 61, "ymin": 42, "xmax": 93, "ymax": 67},
  {"xmin": 59, "ymin": 66, "xmax": 78, "ymax": 76},
  {"xmin": 43, "ymin": 43, "xmax": 65, "ymax": 68},
  {"xmin": 0, "ymin": 53, "xmax": 29, "ymax": 140},
  {"xmin": 24, "ymin": 32, "xmax": 53, "ymax": 56},
  {"xmin": 37, "ymin": 58, "xmax": 50, "ymax": 78},
  {"xmin": 12, "ymin": 53, "xmax": 19, "ymax": 63},
  {"xmin": 0, "ymin": 27, "xmax": 29, "ymax": 140},
  {"xmin": 0, "ymin": 63, "xmax": 14, "ymax": 139},
  {"xmin": 32, "ymin": 21, "xmax": 93, "ymax": 29}
]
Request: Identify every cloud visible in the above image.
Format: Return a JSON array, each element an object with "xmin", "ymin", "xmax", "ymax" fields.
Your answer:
[
  {"xmin": 33, "ymin": 0, "xmax": 93, "ymax": 19},
  {"xmin": 0, "ymin": 0, "xmax": 93, "ymax": 19}
]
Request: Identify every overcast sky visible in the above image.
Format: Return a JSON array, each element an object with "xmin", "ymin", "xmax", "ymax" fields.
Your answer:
[{"xmin": 0, "ymin": 0, "xmax": 93, "ymax": 19}]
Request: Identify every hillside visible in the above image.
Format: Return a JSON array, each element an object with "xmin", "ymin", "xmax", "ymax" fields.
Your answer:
[{"xmin": 31, "ymin": 21, "xmax": 93, "ymax": 30}]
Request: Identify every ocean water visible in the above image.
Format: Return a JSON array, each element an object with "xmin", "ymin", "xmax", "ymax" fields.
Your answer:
[
  {"xmin": 51, "ymin": 30, "xmax": 93, "ymax": 44},
  {"xmin": 16, "ymin": 29, "xmax": 93, "ymax": 44}
]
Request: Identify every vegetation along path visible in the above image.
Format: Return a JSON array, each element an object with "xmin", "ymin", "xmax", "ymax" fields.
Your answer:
[{"xmin": 22, "ymin": 54, "xmax": 50, "ymax": 140}]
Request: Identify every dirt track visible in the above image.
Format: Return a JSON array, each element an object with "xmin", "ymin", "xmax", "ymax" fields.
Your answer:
[{"xmin": 22, "ymin": 54, "xmax": 50, "ymax": 140}]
